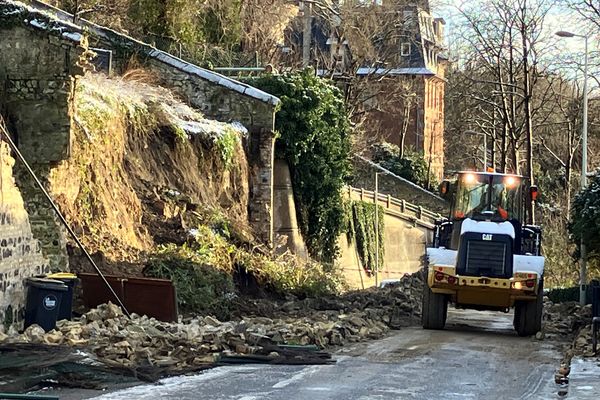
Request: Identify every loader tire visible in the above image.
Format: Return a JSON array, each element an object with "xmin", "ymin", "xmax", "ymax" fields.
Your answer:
[
  {"xmin": 514, "ymin": 279, "xmax": 544, "ymax": 337},
  {"xmin": 422, "ymin": 274, "xmax": 448, "ymax": 330}
]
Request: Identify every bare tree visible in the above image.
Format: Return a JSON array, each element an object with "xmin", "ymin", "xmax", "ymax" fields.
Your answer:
[{"xmin": 448, "ymin": 0, "xmax": 555, "ymax": 222}]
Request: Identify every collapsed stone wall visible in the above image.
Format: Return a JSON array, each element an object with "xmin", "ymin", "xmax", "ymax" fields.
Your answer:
[
  {"xmin": 0, "ymin": 2, "xmax": 280, "ymax": 277},
  {"xmin": 145, "ymin": 57, "xmax": 276, "ymax": 244},
  {"xmin": 0, "ymin": 142, "xmax": 49, "ymax": 332},
  {"xmin": 1, "ymin": 0, "xmax": 279, "ymax": 245},
  {"xmin": 49, "ymin": 74, "xmax": 253, "ymax": 270}
]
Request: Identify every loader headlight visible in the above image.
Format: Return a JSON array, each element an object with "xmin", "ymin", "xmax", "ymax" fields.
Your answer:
[{"xmin": 513, "ymin": 281, "xmax": 523, "ymax": 290}]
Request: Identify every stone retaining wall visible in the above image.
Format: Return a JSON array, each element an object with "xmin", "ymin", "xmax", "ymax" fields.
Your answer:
[
  {"xmin": 0, "ymin": 142, "xmax": 49, "ymax": 332},
  {"xmin": 0, "ymin": 22, "xmax": 85, "ymax": 269}
]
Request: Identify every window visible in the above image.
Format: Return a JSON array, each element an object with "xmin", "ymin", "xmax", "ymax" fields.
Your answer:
[{"xmin": 401, "ymin": 43, "xmax": 411, "ymax": 56}]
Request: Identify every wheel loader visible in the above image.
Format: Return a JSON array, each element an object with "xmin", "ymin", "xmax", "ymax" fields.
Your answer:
[{"xmin": 423, "ymin": 171, "xmax": 544, "ymax": 336}]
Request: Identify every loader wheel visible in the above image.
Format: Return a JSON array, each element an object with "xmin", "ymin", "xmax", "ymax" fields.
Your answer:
[
  {"xmin": 422, "ymin": 275, "xmax": 448, "ymax": 330},
  {"xmin": 514, "ymin": 279, "xmax": 544, "ymax": 336}
]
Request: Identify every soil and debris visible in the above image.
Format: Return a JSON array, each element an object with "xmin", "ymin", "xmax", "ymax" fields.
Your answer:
[{"xmin": 0, "ymin": 273, "xmax": 423, "ymax": 392}]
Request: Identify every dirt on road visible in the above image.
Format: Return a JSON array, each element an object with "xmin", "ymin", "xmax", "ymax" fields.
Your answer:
[{"xmin": 42, "ymin": 308, "xmax": 565, "ymax": 400}]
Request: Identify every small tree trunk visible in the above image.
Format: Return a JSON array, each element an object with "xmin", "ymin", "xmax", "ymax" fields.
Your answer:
[
  {"xmin": 399, "ymin": 102, "xmax": 410, "ymax": 159},
  {"xmin": 510, "ymin": 136, "xmax": 519, "ymax": 175},
  {"xmin": 501, "ymin": 121, "xmax": 508, "ymax": 173},
  {"xmin": 520, "ymin": 0, "xmax": 535, "ymax": 224}
]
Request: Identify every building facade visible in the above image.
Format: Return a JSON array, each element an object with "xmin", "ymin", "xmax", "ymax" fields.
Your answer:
[{"xmin": 307, "ymin": 1, "xmax": 448, "ymax": 181}]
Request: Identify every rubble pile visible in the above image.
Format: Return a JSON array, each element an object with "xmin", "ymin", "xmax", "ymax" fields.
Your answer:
[
  {"xmin": 570, "ymin": 324, "xmax": 597, "ymax": 357},
  {"xmin": 236, "ymin": 271, "xmax": 424, "ymax": 327},
  {"xmin": 542, "ymin": 300, "xmax": 591, "ymax": 340},
  {"xmin": 0, "ymin": 273, "xmax": 424, "ymax": 377},
  {"xmin": 541, "ymin": 299, "xmax": 600, "ymax": 364}
]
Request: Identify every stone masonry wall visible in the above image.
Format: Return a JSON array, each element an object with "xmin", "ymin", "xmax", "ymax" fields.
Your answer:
[
  {"xmin": 0, "ymin": 142, "xmax": 49, "ymax": 332},
  {"xmin": 0, "ymin": 24, "xmax": 84, "ymax": 269},
  {"xmin": 0, "ymin": 26, "xmax": 83, "ymax": 162}
]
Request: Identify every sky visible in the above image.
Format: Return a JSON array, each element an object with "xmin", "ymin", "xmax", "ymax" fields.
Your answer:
[{"xmin": 430, "ymin": 0, "xmax": 597, "ymax": 79}]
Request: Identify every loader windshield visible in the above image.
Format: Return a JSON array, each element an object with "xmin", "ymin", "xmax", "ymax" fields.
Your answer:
[{"xmin": 453, "ymin": 173, "xmax": 523, "ymax": 222}]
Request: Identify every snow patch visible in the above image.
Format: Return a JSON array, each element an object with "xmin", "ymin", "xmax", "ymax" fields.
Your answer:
[
  {"xmin": 427, "ymin": 247, "xmax": 457, "ymax": 267},
  {"xmin": 61, "ymin": 31, "xmax": 82, "ymax": 42},
  {"xmin": 460, "ymin": 219, "xmax": 516, "ymax": 238},
  {"xmin": 355, "ymin": 67, "xmax": 436, "ymax": 76},
  {"xmin": 231, "ymin": 121, "xmax": 249, "ymax": 136},
  {"xmin": 513, "ymin": 255, "xmax": 544, "ymax": 279},
  {"xmin": 89, "ymin": 366, "xmax": 262, "ymax": 399},
  {"xmin": 29, "ymin": 18, "xmax": 46, "ymax": 29}
]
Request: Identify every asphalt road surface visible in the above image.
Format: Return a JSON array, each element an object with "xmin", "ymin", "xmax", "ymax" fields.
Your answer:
[{"xmin": 55, "ymin": 309, "xmax": 564, "ymax": 400}]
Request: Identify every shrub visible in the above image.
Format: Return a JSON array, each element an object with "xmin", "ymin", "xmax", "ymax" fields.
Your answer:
[
  {"xmin": 144, "ymin": 244, "xmax": 236, "ymax": 319},
  {"xmin": 235, "ymin": 251, "xmax": 345, "ymax": 298},
  {"xmin": 371, "ymin": 142, "xmax": 437, "ymax": 189},
  {"xmin": 569, "ymin": 172, "xmax": 600, "ymax": 261}
]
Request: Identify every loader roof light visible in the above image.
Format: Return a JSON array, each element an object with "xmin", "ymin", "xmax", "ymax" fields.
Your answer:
[
  {"xmin": 504, "ymin": 176, "xmax": 518, "ymax": 188},
  {"xmin": 463, "ymin": 173, "xmax": 477, "ymax": 185}
]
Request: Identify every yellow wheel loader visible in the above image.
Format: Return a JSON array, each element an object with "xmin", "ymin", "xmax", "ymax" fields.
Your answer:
[{"xmin": 423, "ymin": 171, "xmax": 544, "ymax": 336}]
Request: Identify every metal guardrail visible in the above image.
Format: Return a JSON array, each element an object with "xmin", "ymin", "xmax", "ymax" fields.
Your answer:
[{"xmin": 346, "ymin": 186, "xmax": 442, "ymax": 228}]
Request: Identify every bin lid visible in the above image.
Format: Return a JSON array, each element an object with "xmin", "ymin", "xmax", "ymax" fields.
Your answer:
[
  {"xmin": 26, "ymin": 277, "xmax": 68, "ymax": 291},
  {"xmin": 47, "ymin": 272, "xmax": 77, "ymax": 280}
]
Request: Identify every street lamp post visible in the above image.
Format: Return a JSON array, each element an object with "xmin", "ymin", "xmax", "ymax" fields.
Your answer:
[
  {"xmin": 464, "ymin": 130, "xmax": 487, "ymax": 170},
  {"xmin": 374, "ymin": 172, "xmax": 382, "ymax": 288},
  {"xmin": 556, "ymin": 30, "xmax": 589, "ymax": 305}
]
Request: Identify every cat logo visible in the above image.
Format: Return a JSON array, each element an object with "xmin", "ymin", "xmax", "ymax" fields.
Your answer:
[{"xmin": 482, "ymin": 234, "xmax": 493, "ymax": 241}]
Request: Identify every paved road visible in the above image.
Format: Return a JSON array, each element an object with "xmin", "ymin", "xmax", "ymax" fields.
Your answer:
[{"xmin": 70, "ymin": 309, "xmax": 563, "ymax": 400}]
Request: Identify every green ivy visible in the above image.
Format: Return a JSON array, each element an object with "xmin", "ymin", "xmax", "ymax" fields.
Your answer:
[
  {"xmin": 346, "ymin": 201, "xmax": 384, "ymax": 274},
  {"xmin": 248, "ymin": 70, "xmax": 352, "ymax": 264}
]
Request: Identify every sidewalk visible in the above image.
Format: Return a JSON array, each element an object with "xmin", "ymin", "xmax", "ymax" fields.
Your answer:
[{"xmin": 568, "ymin": 356, "xmax": 600, "ymax": 398}]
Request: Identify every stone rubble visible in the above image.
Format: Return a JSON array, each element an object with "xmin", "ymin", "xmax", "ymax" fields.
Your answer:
[
  {"xmin": 542, "ymin": 299, "xmax": 592, "ymax": 341},
  {"xmin": 571, "ymin": 324, "xmax": 597, "ymax": 357},
  {"xmin": 542, "ymin": 298, "xmax": 600, "ymax": 377},
  {"xmin": 0, "ymin": 273, "xmax": 424, "ymax": 377}
]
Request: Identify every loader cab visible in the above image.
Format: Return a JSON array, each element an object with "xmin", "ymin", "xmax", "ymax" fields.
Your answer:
[
  {"xmin": 451, "ymin": 172, "xmax": 525, "ymax": 224},
  {"xmin": 434, "ymin": 171, "xmax": 538, "ymax": 255}
]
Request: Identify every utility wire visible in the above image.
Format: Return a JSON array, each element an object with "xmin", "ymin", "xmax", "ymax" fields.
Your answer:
[{"xmin": 0, "ymin": 117, "xmax": 131, "ymax": 318}]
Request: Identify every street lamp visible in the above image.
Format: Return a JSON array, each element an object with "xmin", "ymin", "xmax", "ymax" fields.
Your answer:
[
  {"xmin": 556, "ymin": 30, "xmax": 589, "ymax": 305},
  {"xmin": 464, "ymin": 130, "xmax": 487, "ymax": 170}
]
